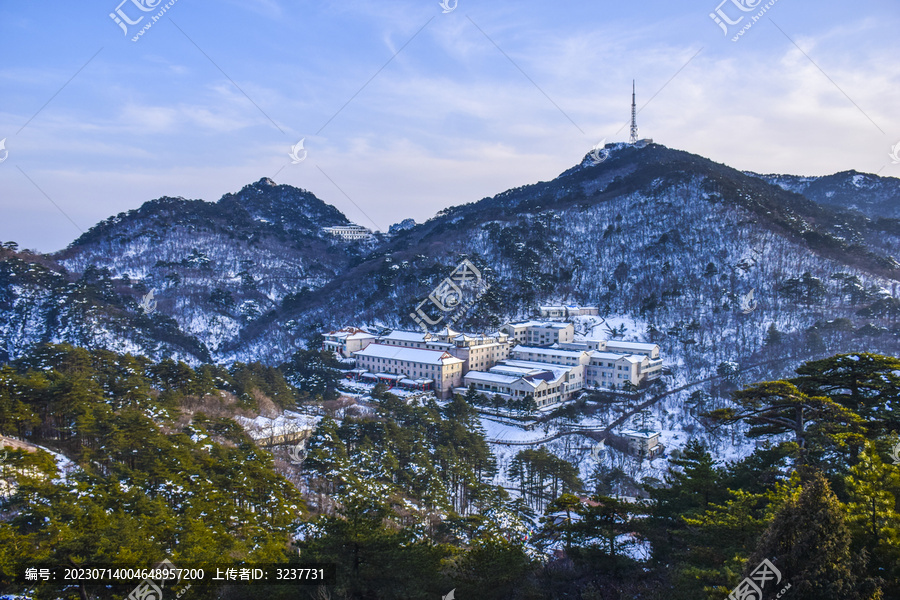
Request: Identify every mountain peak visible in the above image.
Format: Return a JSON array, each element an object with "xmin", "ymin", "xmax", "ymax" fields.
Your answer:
[
  {"xmin": 221, "ymin": 179, "xmax": 350, "ymax": 233},
  {"xmin": 242, "ymin": 177, "xmax": 279, "ymax": 194}
]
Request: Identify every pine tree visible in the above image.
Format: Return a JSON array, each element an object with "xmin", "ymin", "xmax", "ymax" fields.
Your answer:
[
  {"xmin": 793, "ymin": 353, "xmax": 900, "ymax": 435},
  {"xmin": 706, "ymin": 380, "xmax": 865, "ymax": 464},
  {"xmin": 844, "ymin": 445, "xmax": 900, "ymax": 598},
  {"xmin": 649, "ymin": 439, "xmax": 722, "ymax": 518},
  {"xmin": 764, "ymin": 323, "xmax": 783, "ymax": 346},
  {"xmin": 747, "ymin": 471, "xmax": 881, "ymax": 600}
]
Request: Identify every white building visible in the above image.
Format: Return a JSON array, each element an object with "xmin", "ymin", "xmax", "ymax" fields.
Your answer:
[
  {"xmin": 586, "ymin": 352, "xmax": 646, "ymax": 388},
  {"xmin": 539, "ymin": 305, "xmax": 600, "ymax": 319},
  {"xmin": 510, "ymin": 346, "xmax": 591, "ymax": 367},
  {"xmin": 322, "ymin": 327, "xmax": 376, "ymax": 358},
  {"xmin": 560, "ymin": 339, "xmax": 660, "ymax": 360},
  {"xmin": 450, "ymin": 332, "xmax": 511, "ymax": 372},
  {"xmin": 352, "ymin": 343, "xmax": 464, "ymax": 399},
  {"xmin": 503, "ymin": 321, "xmax": 575, "ymax": 346},
  {"xmin": 605, "ymin": 340, "xmax": 660, "ymax": 360},
  {"xmin": 559, "ymin": 340, "xmax": 664, "ymax": 388},
  {"xmin": 379, "ymin": 328, "xmax": 511, "ymax": 372},
  {"xmin": 620, "ymin": 429, "xmax": 662, "ymax": 458},
  {"xmin": 379, "ymin": 330, "xmax": 432, "ymax": 349},
  {"xmin": 459, "ymin": 359, "xmax": 583, "ymax": 409},
  {"xmin": 322, "ymin": 224, "xmax": 372, "ymax": 241}
]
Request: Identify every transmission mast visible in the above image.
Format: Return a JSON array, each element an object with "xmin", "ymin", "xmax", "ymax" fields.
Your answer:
[{"xmin": 630, "ymin": 80, "xmax": 639, "ymax": 145}]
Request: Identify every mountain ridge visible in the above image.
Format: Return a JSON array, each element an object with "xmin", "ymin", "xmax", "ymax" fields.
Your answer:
[{"xmin": 2, "ymin": 143, "xmax": 899, "ymax": 372}]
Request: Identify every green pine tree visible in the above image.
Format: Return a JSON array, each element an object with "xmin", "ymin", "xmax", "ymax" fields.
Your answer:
[{"xmin": 746, "ymin": 471, "xmax": 881, "ymax": 600}]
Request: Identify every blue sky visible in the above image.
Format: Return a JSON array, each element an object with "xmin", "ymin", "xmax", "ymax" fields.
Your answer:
[{"xmin": 1, "ymin": 0, "xmax": 898, "ymax": 252}]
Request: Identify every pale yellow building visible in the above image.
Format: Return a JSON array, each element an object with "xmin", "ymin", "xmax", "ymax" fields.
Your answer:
[{"xmin": 352, "ymin": 343, "xmax": 464, "ymax": 399}]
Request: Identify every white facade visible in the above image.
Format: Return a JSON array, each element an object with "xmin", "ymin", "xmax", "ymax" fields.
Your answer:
[
  {"xmin": 604, "ymin": 340, "xmax": 660, "ymax": 360},
  {"xmin": 323, "ymin": 327, "xmax": 376, "ymax": 358},
  {"xmin": 503, "ymin": 321, "xmax": 575, "ymax": 346},
  {"xmin": 620, "ymin": 428, "xmax": 662, "ymax": 457},
  {"xmin": 539, "ymin": 305, "xmax": 600, "ymax": 318},
  {"xmin": 510, "ymin": 346, "xmax": 591, "ymax": 367},
  {"xmin": 379, "ymin": 328, "xmax": 511, "ymax": 372},
  {"xmin": 323, "ymin": 224, "xmax": 372, "ymax": 241},
  {"xmin": 459, "ymin": 359, "xmax": 583, "ymax": 409}
]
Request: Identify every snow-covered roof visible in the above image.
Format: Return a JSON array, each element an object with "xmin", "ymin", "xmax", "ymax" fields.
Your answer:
[
  {"xmin": 605, "ymin": 341, "xmax": 659, "ymax": 352},
  {"xmin": 433, "ymin": 326, "xmax": 460, "ymax": 337},
  {"xmin": 454, "ymin": 333, "xmax": 506, "ymax": 346},
  {"xmin": 374, "ymin": 373, "xmax": 403, "ymax": 380},
  {"xmin": 589, "ymin": 351, "xmax": 648, "ymax": 363},
  {"xmin": 347, "ymin": 332, "xmax": 376, "ymax": 340},
  {"xmin": 354, "ymin": 343, "xmax": 464, "ymax": 365},
  {"xmin": 326, "ymin": 326, "xmax": 370, "ymax": 339},
  {"xmin": 512, "ymin": 346, "xmax": 587, "ymax": 359},
  {"xmin": 465, "ymin": 371, "xmax": 522, "ymax": 386},
  {"xmin": 507, "ymin": 320, "xmax": 571, "ymax": 329},
  {"xmin": 381, "ymin": 330, "xmax": 430, "ymax": 343},
  {"xmin": 620, "ymin": 429, "xmax": 660, "ymax": 439},
  {"xmin": 514, "ymin": 321, "xmax": 572, "ymax": 330},
  {"xmin": 501, "ymin": 359, "xmax": 573, "ymax": 374},
  {"xmin": 492, "ymin": 360, "xmax": 571, "ymax": 383},
  {"xmin": 489, "ymin": 364, "xmax": 540, "ymax": 377}
]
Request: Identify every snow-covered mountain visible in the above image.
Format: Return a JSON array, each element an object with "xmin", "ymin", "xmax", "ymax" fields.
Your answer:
[
  {"xmin": 750, "ymin": 169, "xmax": 900, "ymax": 220},
  {"xmin": 2, "ymin": 144, "xmax": 899, "ymax": 376}
]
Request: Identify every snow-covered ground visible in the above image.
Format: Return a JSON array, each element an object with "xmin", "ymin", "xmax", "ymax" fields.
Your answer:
[{"xmin": 235, "ymin": 411, "xmax": 320, "ymax": 440}]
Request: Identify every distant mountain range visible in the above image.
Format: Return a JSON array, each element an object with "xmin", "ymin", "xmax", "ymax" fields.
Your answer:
[
  {"xmin": 751, "ymin": 170, "xmax": 900, "ymax": 220},
  {"xmin": 2, "ymin": 144, "xmax": 899, "ymax": 379}
]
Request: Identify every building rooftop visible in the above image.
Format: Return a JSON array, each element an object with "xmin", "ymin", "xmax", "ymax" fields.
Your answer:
[
  {"xmin": 513, "ymin": 346, "xmax": 588, "ymax": 359},
  {"xmin": 495, "ymin": 360, "xmax": 572, "ymax": 383},
  {"xmin": 508, "ymin": 320, "xmax": 573, "ymax": 330},
  {"xmin": 432, "ymin": 326, "xmax": 461, "ymax": 338},
  {"xmin": 604, "ymin": 341, "xmax": 659, "ymax": 351},
  {"xmin": 381, "ymin": 330, "xmax": 431, "ymax": 343},
  {"xmin": 619, "ymin": 429, "xmax": 660, "ymax": 439},
  {"xmin": 588, "ymin": 350, "xmax": 651, "ymax": 362},
  {"xmin": 354, "ymin": 343, "xmax": 463, "ymax": 365},
  {"xmin": 347, "ymin": 332, "xmax": 377, "ymax": 340},
  {"xmin": 464, "ymin": 371, "xmax": 522, "ymax": 386}
]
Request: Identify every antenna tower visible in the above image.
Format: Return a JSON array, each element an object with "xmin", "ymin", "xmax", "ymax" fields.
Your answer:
[{"xmin": 630, "ymin": 80, "xmax": 639, "ymax": 145}]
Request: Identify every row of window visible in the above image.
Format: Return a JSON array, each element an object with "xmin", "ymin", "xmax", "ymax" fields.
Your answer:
[{"xmin": 363, "ymin": 358, "xmax": 459, "ymax": 373}]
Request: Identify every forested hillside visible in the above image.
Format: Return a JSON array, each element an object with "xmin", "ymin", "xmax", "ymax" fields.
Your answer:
[{"xmin": 0, "ymin": 345, "xmax": 897, "ymax": 599}]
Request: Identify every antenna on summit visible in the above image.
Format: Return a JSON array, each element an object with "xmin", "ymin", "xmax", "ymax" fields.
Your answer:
[{"xmin": 630, "ymin": 80, "xmax": 639, "ymax": 145}]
